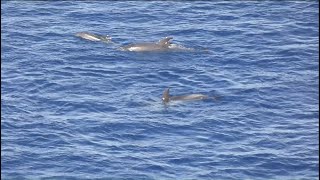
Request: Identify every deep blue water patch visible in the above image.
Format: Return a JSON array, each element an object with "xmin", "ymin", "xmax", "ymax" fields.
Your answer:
[{"xmin": 1, "ymin": 1, "xmax": 319, "ymax": 179}]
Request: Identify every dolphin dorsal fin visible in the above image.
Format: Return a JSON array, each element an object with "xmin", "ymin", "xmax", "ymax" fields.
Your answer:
[
  {"xmin": 162, "ymin": 88, "xmax": 170, "ymax": 103},
  {"xmin": 158, "ymin": 37, "xmax": 173, "ymax": 46}
]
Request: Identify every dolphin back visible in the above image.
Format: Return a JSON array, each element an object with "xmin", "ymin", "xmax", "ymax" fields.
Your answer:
[
  {"xmin": 170, "ymin": 94, "xmax": 209, "ymax": 101},
  {"xmin": 121, "ymin": 43, "xmax": 167, "ymax": 52},
  {"xmin": 162, "ymin": 88, "xmax": 216, "ymax": 103},
  {"xmin": 76, "ymin": 32, "xmax": 112, "ymax": 42}
]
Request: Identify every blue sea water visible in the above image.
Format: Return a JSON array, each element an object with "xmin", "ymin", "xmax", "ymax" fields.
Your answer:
[{"xmin": 1, "ymin": 1, "xmax": 319, "ymax": 179}]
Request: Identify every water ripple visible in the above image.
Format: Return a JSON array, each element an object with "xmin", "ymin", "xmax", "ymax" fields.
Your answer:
[{"xmin": 2, "ymin": 1, "xmax": 319, "ymax": 179}]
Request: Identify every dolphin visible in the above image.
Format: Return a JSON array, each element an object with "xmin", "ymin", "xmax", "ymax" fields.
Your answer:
[
  {"xmin": 162, "ymin": 88, "xmax": 215, "ymax": 103},
  {"xmin": 75, "ymin": 32, "xmax": 112, "ymax": 42},
  {"xmin": 120, "ymin": 37, "xmax": 173, "ymax": 52},
  {"xmin": 75, "ymin": 32, "xmax": 198, "ymax": 52}
]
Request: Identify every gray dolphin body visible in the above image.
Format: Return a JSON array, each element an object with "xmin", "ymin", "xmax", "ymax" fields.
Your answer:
[
  {"xmin": 120, "ymin": 37, "xmax": 173, "ymax": 52},
  {"xmin": 75, "ymin": 32, "xmax": 112, "ymax": 42},
  {"xmin": 162, "ymin": 88, "xmax": 213, "ymax": 103},
  {"xmin": 75, "ymin": 32, "xmax": 196, "ymax": 52}
]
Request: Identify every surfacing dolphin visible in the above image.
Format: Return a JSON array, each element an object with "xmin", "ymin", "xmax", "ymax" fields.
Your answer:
[
  {"xmin": 75, "ymin": 32, "xmax": 196, "ymax": 52},
  {"xmin": 75, "ymin": 32, "xmax": 112, "ymax": 43},
  {"xmin": 162, "ymin": 88, "xmax": 216, "ymax": 103},
  {"xmin": 120, "ymin": 37, "xmax": 173, "ymax": 52}
]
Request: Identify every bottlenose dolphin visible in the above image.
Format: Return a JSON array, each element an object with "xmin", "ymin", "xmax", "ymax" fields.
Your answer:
[
  {"xmin": 162, "ymin": 88, "xmax": 215, "ymax": 103},
  {"xmin": 75, "ymin": 32, "xmax": 112, "ymax": 42},
  {"xmin": 120, "ymin": 37, "xmax": 173, "ymax": 52}
]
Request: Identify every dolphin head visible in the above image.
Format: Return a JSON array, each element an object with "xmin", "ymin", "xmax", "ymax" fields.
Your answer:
[
  {"xmin": 158, "ymin": 37, "xmax": 173, "ymax": 47},
  {"xmin": 162, "ymin": 88, "xmax": 170, "ymax": 103}
]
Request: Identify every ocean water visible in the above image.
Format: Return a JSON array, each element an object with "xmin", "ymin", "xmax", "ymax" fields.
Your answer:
[{"xmin": 1, "ymin": 1, "xmax": 319, "ymax": 179}]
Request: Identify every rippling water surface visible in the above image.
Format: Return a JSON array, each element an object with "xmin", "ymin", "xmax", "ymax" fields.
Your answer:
[{"xmin": 1, "ymin": 1, "xmax": 319, "ymax": 179}]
